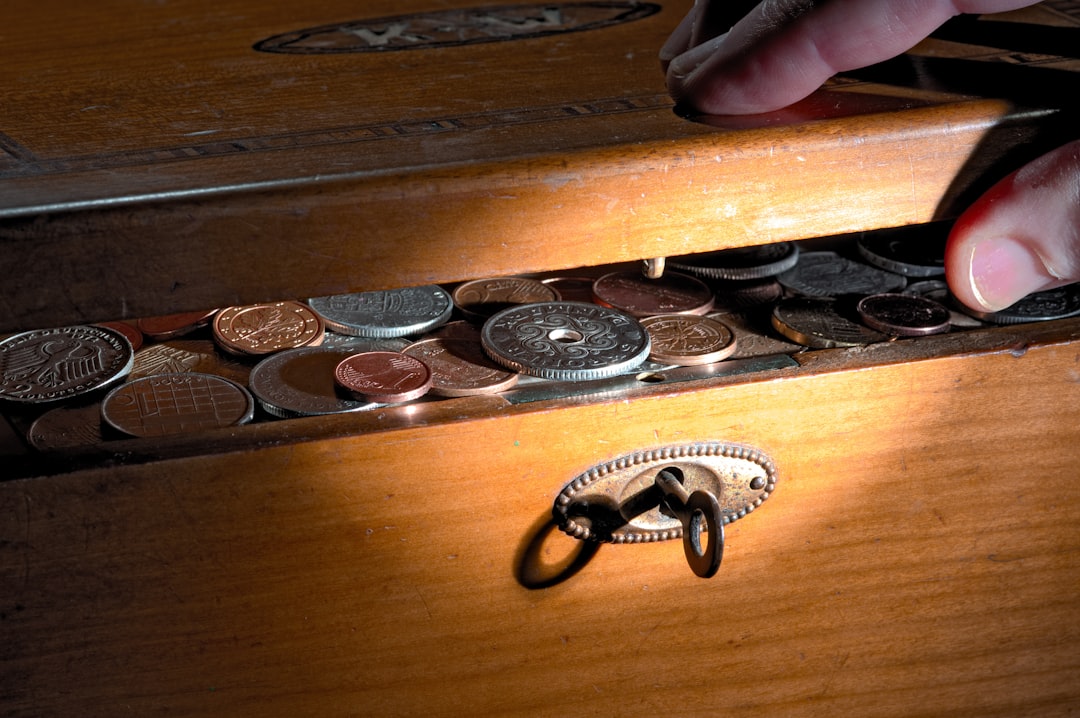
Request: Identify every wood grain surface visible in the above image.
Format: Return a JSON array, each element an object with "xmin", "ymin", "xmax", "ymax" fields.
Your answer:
[
  {"xmin": 1, "ymin": 1, "xmax": 1077, "ymax": 331},
  {"xmin": 3, "ymin": 322, "xmax": 1079, "ymax": 716}
]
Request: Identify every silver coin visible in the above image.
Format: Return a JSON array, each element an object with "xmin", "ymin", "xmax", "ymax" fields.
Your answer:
[
  {"xmin": 248, "ymin": 347, "xmax": 381, "ymax": 418},
  {"xmin": 956, "ymin": 284, "xmax": 1080, "ymax": 325},
  {"xmin": 856, "ymin": 229, "xmax": 946, "ymax": 277},
  {"xmin": 669, "ymin": 242, "xmax": 799, "ymax": 281},
  {"xmin": 101, "ymin": 373, "xmax": 255, "ymax": 438},
  {"xmin": 307, "ymin": 285, "xmax": 453, "ymax": 338},
  {"xmin": 0, "ymin": 325, "xmax": 134, "ymax": 404},
  {"xmin": 777, "ymin": 251, "xmax": 907, "ymax": 297},
  {"xmin": 318, "ymin": 332, "xmax": 411, "ymax": 352},
  {"xmin": 481, "ymin": 301, "xmax": 650, "ymax": 381},
  {"xmin": 771, "ymin": 297, "xmax": 889, "ymax": 348}
]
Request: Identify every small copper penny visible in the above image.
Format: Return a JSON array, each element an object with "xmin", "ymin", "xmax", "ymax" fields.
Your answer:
[
  {"xmin": 95, "ymin": 321, "xmax": 145, "ymax": 351},
  {"xmin": 857, "ymin": 293, "xmax": 951, "ymax": 336},
  {"xmin": 403, "ymin": 337, "xmax": 519, "ymax": 397},
  {"xmin": 334, "ymin": 351, "xmax": 433, "ymax": 403},
  {"xmin": 213, "ymin": 301, "xmax": 324, "ymax": 355},
  {"xmin": 591, "ymin": 271, "xmax": 714, "ymax": 317},
  {"xmin": 640, "ymin": 314, "xmax": 738, "ymax": 366},
  {"xmin": 101, "ymin": 372, "xmax": 255, "ymax": 438},
  {"xmin": 136, "ymin": 309, "xmax": 218, "ymax": 340},
  {"xmin": 451, "ymin": 277, "xmax": 560, "ymax": 321}
]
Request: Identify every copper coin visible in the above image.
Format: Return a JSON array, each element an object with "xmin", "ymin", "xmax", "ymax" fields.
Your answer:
[
  {"xmin": 0, "ymin": 325, "xmax": 134, "ymax": 404},
  {"xmin": 101, "ymin": 372, "xmax": 255, "ymax": 438},
  {"xmin": 640, "ymin": 314, "xmax": 737, "ymax": 366},
  {"xmin": 130, "ymin": 339, "xmax": 253, "ymax": 385},
  {"xmin": 771, "ymin": 297, "xmax": 888, "ymax": 349},
  {"xmin": 248, "ymin": 347, "xmax": 377, "ymax": 417},
  {"xmin": 856, "ymin": 293, "xmax": 951, "ymax": 336},
  {"xmin": 591, "ymin": 271, "xmax": 714, "ymax": 317},
  {"xmin": 334, "ymin": 351, "xmax": 433, "ymax": 403},
  {"xmin": 136, "ymin": 309, "xmax": 218, "ymax": 340},
  {"xmin": 213, "ymin": 301, "xmax": 324, "ymax": 355},
  {"xmin": 451, "ymin": 277, "xmax": 560, "ymax": 320},
  {"xmin": 706, "ymin": 311, "xmax": 803, "ymax": 359},
  {"xmin": 27, "ymin": 401, "xmax": 106, "ymax": 450},
  {"xmin": 95, "ymin": 321, "xmax": 144, "ymax": 351},
  {"xmin": 403, "ymin": 337, "xmax": 519, "ymax": 397}
]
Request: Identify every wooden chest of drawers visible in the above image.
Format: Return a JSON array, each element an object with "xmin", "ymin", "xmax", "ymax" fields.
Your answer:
[{"xmin": 2, "ymin": 1, "xmax": 1079, "ymax": 715}]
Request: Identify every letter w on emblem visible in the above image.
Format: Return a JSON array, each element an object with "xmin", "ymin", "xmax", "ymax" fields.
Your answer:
[{"xmin": 343, "ymin": 22, "xmax": 428, "ymax": 47}]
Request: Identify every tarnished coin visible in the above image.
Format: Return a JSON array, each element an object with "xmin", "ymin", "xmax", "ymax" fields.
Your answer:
[
  {"xmin": 540, "ymin": 276, "xmax": 597, "ymax": 304},
  {"xmin": 334, "ymin": 351, "xmax": 433, "ymax": 403},
  {"xmin": 640, "ymin": 314, "xmax": 737, "ymax": 366},
  {"xmin": 136, "ymin": 309, "xmax": 218, "ymax": 340},
  {"xmin": 857, "ymin": 293, "xmax": 951, "ymax": 336},
  {"xmin": 101, "ymin": 373, "xmax": 255, "ymax": 438},
  {"xmin": 903, "ymin": 280, "xmax": 985, "ymax": 328},
  {"xmin": 591, "ymin": 271, "xmax": 714, "ymax": 317},
  {"xmin": 481, "ymin": 301, "xmax": 650, "ymax": 381},
  {"xmin": 669, "ymin": 242, "xmax": 799, "ymax": 280},
  {"xmin": 248, "ymin": 347, "xmax": 379, "ymax": 418},
  {"xmin": 308, "ymin": 285, "xmax": 453, "ymax": 338},
  {"xmin": 777, "ymin": 251, "xmax": 907, "ymax": 297},
  {"xmin": 213, "ymin": 301, "xmax": 324, "ymax": 356},
  {"xmin": 403, "ymin": 337, "xmax": 519, "ymax": 397},
  {"xmin": 956, "ymin": 284, "xmax": 1080, "ymax": 325},
  {"xmin": 0, "ymin": 325, "xmax": 134, "ymax": 404},
  {"xmin": 96, "ymin": 321, "xmax": 144, "ymax": 351},
  {"xmin": 771, "ymin": 297, "xmax": 889, "ymax": 348},
  {"xmin": 130, "ymin": 339, "xmax": 252, "ymax": 385},
  {"xmin": 856, "ymin": 228, "xmax": 946, "ymax": 277},
  {"xmin": 318, "ymin": 332, "xmax": 411, "ymax": 353},
  {"xmin": 452, "ymin": 277, "xmax": 560, "ymax": 320},
  {"xmin": 27, "ymin": 401, "xmax": 106, "ymax": 451}
]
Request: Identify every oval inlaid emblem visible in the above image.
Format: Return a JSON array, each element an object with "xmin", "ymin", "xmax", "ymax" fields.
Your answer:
[{"xmin": 254, "ymin": 2, "xmax": 662, "ymax": 54}]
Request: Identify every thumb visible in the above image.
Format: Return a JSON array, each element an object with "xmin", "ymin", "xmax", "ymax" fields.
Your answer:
[{"xmin": 946, "ymin": 140, "xmax": 1080, "ymax": 313}]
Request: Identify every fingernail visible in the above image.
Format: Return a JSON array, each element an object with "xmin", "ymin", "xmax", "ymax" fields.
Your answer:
[{"xmin": 969, "ymin": 236, "xmax": 1052, "ymax": 311}]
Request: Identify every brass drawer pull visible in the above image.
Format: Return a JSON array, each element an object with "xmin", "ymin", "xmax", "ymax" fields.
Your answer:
[{"xmin": 553, "ymin": 442, "xmax": 777, "ymax": 578}]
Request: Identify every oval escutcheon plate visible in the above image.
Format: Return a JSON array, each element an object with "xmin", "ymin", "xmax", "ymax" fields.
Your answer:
[{"xmin": 554, "ymin": 442, "xmax": 777, "ymax": 544}]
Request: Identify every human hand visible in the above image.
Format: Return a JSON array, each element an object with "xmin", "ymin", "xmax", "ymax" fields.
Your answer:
[{"xmin": 661, "ymin": 0, "xmax": 1080, "ymax": 312}]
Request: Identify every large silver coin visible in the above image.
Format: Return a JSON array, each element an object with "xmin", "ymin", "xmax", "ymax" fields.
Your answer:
[
  {"xmin": 956, "ymin": 284, "xmax": 1080, "ymax": 325},
  {"xmin": 0, "ymin": 325, "xmax": 134, "ymax": 404},
  {"xmin": 249, "ymin": 347, "xmax": 380, "ymax": 418},
  {"xmin": 669, "ymin": 242, "xmax": 799, "ymax": 281},
  {"xmin": 772, "ymin": 297, "xmax": 888, "ymax": 349},
  {"xmin": 307, "ymin": 285, "xmax": 453, "ymax": 338},
  {"xmin": 481, "ymin": 301, "xmax": 650, "ymax": 381},
  {"xmin": 777, "ymin": 251, "xmax": 907, "ymax": 297}
]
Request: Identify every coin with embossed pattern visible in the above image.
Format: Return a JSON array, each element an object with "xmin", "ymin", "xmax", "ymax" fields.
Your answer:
[
  {"xmin": 101, "ymin": 372, "xmax": 255, "ymax": 438},
  {"xmin": 308, "ymin": 285, "xmax": 453, "ymax": 338},
  {"xmin": 777, "ymin": 251, "xmax": 907, "ymax": 297},
  {"xmin": 130, "ymin": 340, "xmax": 253, "ymax": 384},
  {"xmin": 213, "ymin": 301, "xmax": 324, "ymax": 356},
  {"xmin": 334, "ymin": 351, "xmax": 433, "ymax": 403},
  {"xmin": 452, "ymin": 277, "xmax": 561, "ymax": 321},
  {"xmin": 0, "ymin": 325, "xmax": 134, "ymax": 404},
  {"xmin": 481, "ymin": 301, "xmax": 650, "ymax": 380},
  {"xmin": 591, "ymin": 271, "xmax": 714, "ymax": 317},
  {"xmin": 956, "ymin": 284, "xmax": 1080, "ymax": 325},
  {"xmin": 403, "ymin": 337, "xmax": 519, "ymax": 396},
  {"xmin": 707, "ymin": 311, "xmax": 803, "ymax": 359},
  {"xmin": 640, "ymin": 314, "xmax": 737, "ymax": 365},
  {"xmin": 27, "ymin": 401, "xmax": 106, "ymax": 450},
  {"xmin": 857, "ymin": 293, "xmax": 951, "ymax": 336},
  {"xmin": 318, "ymin": 332, "xmax": 411, "ymax": 353},
  {"xmin": 669, "ymin": 242, "xmax": 799, "ymax": 281},
  {"xmin": 248, "ymin": 347, "xmax": 379, "ymax": 418},
  {"xmin": 771, "ymin": 297, "xmax": 888, "ymax": 348}
]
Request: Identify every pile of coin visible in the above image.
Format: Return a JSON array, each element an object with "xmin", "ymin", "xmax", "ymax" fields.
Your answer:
[{"xmin": 3, "ymin": 227, "xmax": 1079, "ymax": 449}]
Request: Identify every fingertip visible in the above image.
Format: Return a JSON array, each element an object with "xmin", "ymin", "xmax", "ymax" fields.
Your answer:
[{"xmin": 946, "ymin": 227, "xmax": 1058, "ymax": 313}]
